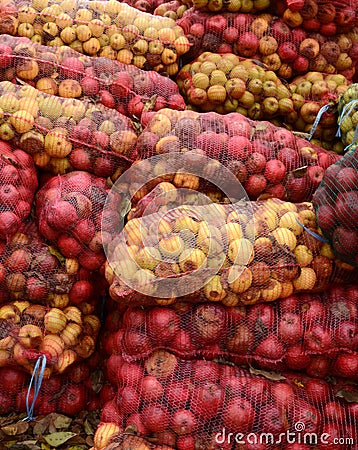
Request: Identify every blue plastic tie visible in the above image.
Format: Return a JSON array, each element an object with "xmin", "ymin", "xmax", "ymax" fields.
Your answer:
[
  {"xmin": 295, "ymin": 217, "xmax": 329, "ymax": 244},
  {"xmin": 336, "ymin": 99, "xmax": 358, "ymax": 138},
  {"xmin": 308, "ymin": 104, "xmax": 331, "ymax": 141},
  {"xmin": 22, "ymin": 354, "xmax": 47, "ymax": 422}
]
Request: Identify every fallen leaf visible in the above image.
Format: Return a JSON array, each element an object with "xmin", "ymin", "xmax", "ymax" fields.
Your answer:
[
  {"xmin": 84, "ymin": 419, "xmax": 94, "ymax": 436},
  {"xmin": 43, "ymin": 432, "xmax": 77, "ymax": 447},
  {"xmin": 335, "ymin": 389, "xmax": 358, "ymax": 403},
  {"xmin": 40, "ymin": 444, "xmax": 50, "ymax": 450},
  {"xmin": 53, "ymin": 414, "xmax": 72, "ymax": 430},
  {"xmin": 33, "ymin": 416, "xmax": 51, "ymax": 436},
  {"xmin": 249, "ymin": 366, "xmax": 286, "ymax": 381},
  {"xmin": 2, "ymin": 421, "xmax": 29, "ymax": 436}
]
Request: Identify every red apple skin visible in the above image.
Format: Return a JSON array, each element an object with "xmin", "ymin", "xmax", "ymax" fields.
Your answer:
[
  {"xmin": 222, "ymin": 397, "xmax": 255, "ymax": 433},
  {"xmin": 246, "ymin": 152, "xmax": 267, "ymax": 174},
  {"xmin": 0, "ymin": 43, "xmax": 12, "ymax": 68},
  {"xmin": 320, "ymin": 22, "xmax": 337, "ymax": 36},
  {"xmin": 147, "ymin": 308, "xmax": 180, "ymax": 345},
  {"xmin": 306, "ymin": 356, "xmax": 331, "ymax": 378},
  {"xmin": 316, "ymin": 204, "xmax": 336, "ymax": 232},
  {"xmin": 278, "ymin": 313, "xmax": 303, "ymax": 344},
  {"xmin": 334, "ymin": 353, "xmax": 358, "ymax": 378},
  {"xmin": 284, "ymin": 344, "xmax": 311, "ymax": 370},
  {"xmin": 192, "ymin": 360, "xmax": 220, "ymax": 384},
  {"xmin": 293, "ymin": 55, "xmax": 309, "ymax": 73},
  {"xmin": 278, "ymin": 42, "xmax": 298, "ymax": 62},
  {"xmin": 302, "ymin": 18, "xmax": 321, "ymax": 32},
  {"xmin": 165, "ymin": 380, "xmax": 191, "ymax": 408},
  {"xmin": 80, "ymin": 76, "xmax": 99, "ymax": 96},
  {"xmin": 264, "ymin": 159, "xmax": 286, "ymax": 183},
  {"xmin": 60, "ymin": 57, "xmax": 84, "ymax": 80},
  {"xmin": 141, "ymin": 404, "xmax": 170, "ymax": 433},
  {"xmin": 284, "ymin": 174, "xmax": 309, "ymax": 202},
  {"xmin": 141, "ymin": 376, "xmax": 164, "ymax": 403},
  {"xmin": 206, "ymin": 15, "xmax": 227, "ymax": 34},
  {"xmin": 245, "ymin": 174, "xmax": 267, "ymax": 199},
  {"xmin": 254, "ymin": 334, "xmax": 285, "ymax": 360},
  {"xmin": 333, "ymin": 226, "xmax": 358, "ymax": 258},
  {"xmin": 236, "ymin": 32, "xmax": 259, "ymax": 57},
  {"xmin": 305, "ymin": 378, "xmax": 331, "ymax": 405},
  {"xmin": 190, "ymin": 382, "xmax": 224, "ymax": 420},
  {"xmin": 116, "ymin": 386, "xmax": 140, "ymax": 415}
]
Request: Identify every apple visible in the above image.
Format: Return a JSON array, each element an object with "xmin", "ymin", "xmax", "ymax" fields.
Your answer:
[
  {"xmin": 190, "ymin": 382, "xmax": 224, "ymax": 420},
  {"xmin": 141, "ymin": 404, "xmax": 170, "ymax": 433},
  {"xmin": 222, "ymin": 397, "xmax": 255, "ymax": 433}
]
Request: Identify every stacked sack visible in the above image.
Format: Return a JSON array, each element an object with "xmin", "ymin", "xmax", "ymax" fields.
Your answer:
[{"xmin": 93, "ymin": 107, "xmax": 358, "ymax": 448}]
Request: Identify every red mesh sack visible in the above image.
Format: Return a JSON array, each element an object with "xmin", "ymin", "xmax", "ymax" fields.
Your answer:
[
  {"xmin": 36, "ymin": 171, "xmax": 111, "ymax": 272},
  {"xmin": 0, "ymin": 140, "xmax": 37, "ymax": 240},
  {"xmin": 105, "ymin": 196, "xmax": 358, "ymax": 307},
  {"xmin": 0, "ymin": 353, "xmax": 103, "ymax": 417},
  {"xmin": 0, "ymin": 35, "xmax": 186, "ymax": 122},
  {"xmin": 177, "ymin": 54, "xmax": 295, "ymax": 117},
  {"xmin": 191, "ymin": 0, "xmax": 270, "ymax": 13},
  {"xmin": 94, "ymin": 352, "xmax": 358, "ymax": 450},
  {"xmin": 286, "ymin": 71, "xmax": 350, "ymax": 153},
  {"xmin": 133, "ymin": 109, "xmax": 340, "ymax": 203},
  {"xmin": 0, "ymin": 0, "xmax": 190, "ymax": 75},
  {"xmin": 106, "ymin": 285, "xmax": 358, "ymax": 380},
  {"xmin": 312, "ymin": 146, "xmax": 358, "ymax": 268},
  {"xmin": 178, "ymin": 10, "xmax": 358, "ymax": 80},
  {"xmin": 0, "ymin": 218, "xmax": 105, "ymax": 306},
  {"xmin": 0, "ymin": 80, "xmax": 137, "ymax": 176},
  {"xmin": 177, "ymin": 55, "xmax": 349, "ymax": 152},
  {"xmin": 0, "ymin": 299, "xmax": 101, "ymax": 375},
  {"xmin": 273, "ymin": 0, "xmax": 357, "ymax": 34},
  {"xmin": 154, "ymin": 0, "xmax": 190, "ymax": 20}
]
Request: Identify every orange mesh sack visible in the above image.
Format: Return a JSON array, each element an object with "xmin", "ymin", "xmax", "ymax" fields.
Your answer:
[
  {"xmin": 273, "ymin": 0, "xmax": 358, "ymax": 34},
  {"xmin": 0, "ymin": 140, "xmax": 37, "ymax": 240},
  {"xmin": 0, "ymin": 299, "xmax": 101, "ymax": 376},
  {"xmin": 0, "ymin": 0, "xmax": 190, "ymax": 75},
  {"xmin": 0, "ymin": 80, "xmax": 137, "ymax": 176},
  {"xmin": 154, "ymin": 0, "xmax": 190, "ymax": 20},
  {"xmin": 0, "ymin": 354, "xmax": 102, "ymax": 417},
  {"xmin": 0, "ymin": 35, "xmax": 186, "ymax": 121},
  {"xmin": 106, "ymin": 285, "xmax": 358, "ymax": 381},
  {"xmin": 134, "ymin": 109, "xmax": 340, "ymax": 203},
  {"xmin": 312, "ymin": 146, "xmax": 358, "ymax": 268},
  {"xmin": 177, "ymin": 10, "xmax": 358, "ymax": 81},
  {"xmin": 94, "ymin": 353, "xmax": 358, "ymax": 450},
  {"xmin": 104, "ymin": 196, "xmax": 358, "ymax": 307},
  {"xmin": 36, "ymin": 171, "xmax": 112, "ymax": 272}
]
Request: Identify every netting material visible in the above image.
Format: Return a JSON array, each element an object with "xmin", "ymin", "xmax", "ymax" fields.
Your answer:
[
  {"xmin": 36, "ymin": 171, "xmax": 111, "ymax": 272},
  {"xmin": 0, "ymin": 353, "xmax": 102, "ymax": 416},
  {"xmin": 0, "ymin": 218, "xmax": 105, "ymax": 306},
  {"xmin": 312, "ymin": 146, "xmax": 358, "ymax": 267},
  {"xmin": 0, "ymin": 0, "xmax": 190, "ymax": 75},
  {"xmin": 0, "ymin": 35, "xmax": 186, "ymax": 121},
  {"xmin": 337, "ymin": 82, "xmax": 358, "ymax": 149},
  {"xmin": 191, "ymin": 0, "xmax": 270, "ymax": 13},
  {"xmin": 177, "ymin": 55, "xmax": 349, "ymax": 151},
  {"xmin": 177, "ymin": 10, "xmax": 358, "ymax": 80},
  {"xmin": 0, "ymin": 299, "xmax": 100, "ymax": 375},
  {"xmin": 94, "ymin": 352, "xmax": 358, "ymax": 450},
  {"xmin": 133, "ymin": 108, "xmax": 340, "ymax": 202},
  {"xmin": 105, "ymin": 197, "xmax": 358, "ymax": 306},
  {"xmin": 273, "ymin": 0, "xmax": 357, "ymax": 34},
  {"xmin": 0, "ymin": 140, "xmax": 37, "ymax": 241},
  {"xmin": 102, "ymin": 285, "xmax": 358, "ymax": 381},
  {"xmin": 0, "ymin": 80, "xmax": 137, "ymax": 176}
]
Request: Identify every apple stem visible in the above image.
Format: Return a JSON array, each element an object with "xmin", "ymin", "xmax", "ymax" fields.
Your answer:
[{"xmin": 22, "ymin": 354, "xmax": 47, "ymax": 422}]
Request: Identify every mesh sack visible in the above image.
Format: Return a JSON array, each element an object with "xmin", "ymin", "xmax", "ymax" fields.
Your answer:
[
  {"xmin": 36, "ymin": 171, "xmax": 111, "ymax": 272},
  {"xmin": 0, "ymin": 299, "xmax": 101, "ymax": 375},
  {"xmin": 154, "ymin": 1, "xmax": 190, "ymax": 20},
  {"xmin": 94, "ymin": 352, "xmax": 358, "ymax": 450},
  {"xmin": 177, "ymin": 10, "xmax": 358, "ymax": 81},
  {"xmin": 105, "ymin": 196, "xmax": 358, "ymax": 307},
  {"xmin": 0, "ymin": 140, "xmax": 37, "ymax": 241},
  {"xmin": 0, "ymin": 352, "xmax": 102, "ymax": 417},
  {"xmin": 337, "ymin": 83, "xmax": 358, "ymax": 149},
  {"xmin": 0, "ymin": 0, "xmax": 190, "ymax": 75},
  {"xmin": 0, "ymin": 218, "xmax": 105, "ymax": 306},
  {"xmin": 286, "ymin": 71, "xmax": 350, "ymax": 154},
  {"xmin": 106, "ymin": 285, "xmax": 358, "ymax": 381},
  {"xmin": 272, "ymin": 0, "xmax": 358, "ymax": 34},
  {"xmin": 0, "ymin": 35, "xmax": 186, "ymax": 122},
  {"xmin": 133, "ymin": 108, "xmax": 340, "ymax": 203},
  {"xmin": 312, "ymin": 146, "xmax": 358, "ymax": 268},
  {"xmin": 191, "ymin": 0, "xmax": 270, "ymax": 13},
  {"xmin": 0, "ymin": 80, "xmax": 137, "ymax": 177},
  {"xmin": 177, "ymin": 54, "xmax": 296, "ymax": 117}
]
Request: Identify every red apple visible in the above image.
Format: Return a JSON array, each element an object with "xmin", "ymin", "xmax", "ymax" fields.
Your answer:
[
  {"xmin": 141, "ymin": 404, "xmax": 170, "ymax": 433},
  {"xmin": 236, "ymin": 32, "xmax": 259, "ymax": 57},
  {"xmin": 222, "ymin": 397, "xmax": 255, "ymax": 432},
  {"xmin": 190, "ymin": 382, "xmax": 224, "ymax": 420},
  {"xmin": 264, "ymin": 159, "xmax": 286, "ymax": 183}
]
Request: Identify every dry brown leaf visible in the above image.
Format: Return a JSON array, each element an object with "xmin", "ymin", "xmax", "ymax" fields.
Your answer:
[{"xmin": 2, "ymin": 421, "xmax": 29, "ymax": 436}]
